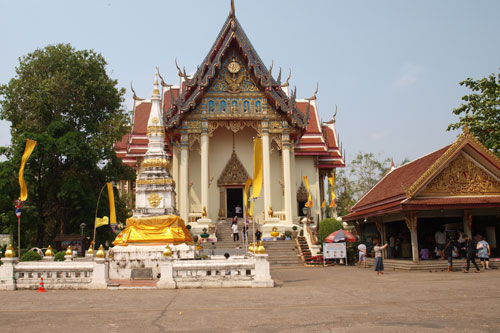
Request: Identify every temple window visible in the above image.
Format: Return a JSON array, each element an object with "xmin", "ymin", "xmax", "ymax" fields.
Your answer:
[
  {"xmin": 208, "ymin": 100, "xmax": 214, "ymax": 113},
  {"xmin": 220, "ymin": 100, "xmax": 226, "ymax": 113},
  {"xmin": 243, "ymin": 100, "xmax": 249, "ymax": 113},
  {"xmin": 255, "ymin": 100, "xmax": 261, "ymax": 113}
]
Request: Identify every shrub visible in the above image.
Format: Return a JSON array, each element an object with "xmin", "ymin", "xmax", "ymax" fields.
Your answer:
[
  {"xmin": 292, "ymin": 226, "xmax": 298, "ymax": 231},
  {"xmin": 54, "ymin": 251, "xmax": 66, "ymax": 261},
  {"xmin": 318, "ymin": 218, "xmax": 343, "ymax": 243},
  {"xmin": 20, "ymin": 251, "xmax": 42, "ymax": 262}
]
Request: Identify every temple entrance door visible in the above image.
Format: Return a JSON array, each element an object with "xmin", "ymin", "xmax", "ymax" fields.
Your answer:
[{"xmin": 226, "ymin": 188, "xmax": 243, "ymax": 218}]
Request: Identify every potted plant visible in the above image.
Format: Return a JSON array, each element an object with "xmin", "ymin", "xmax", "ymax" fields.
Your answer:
[
  {"xmin": 291, "ymin": 226, "xmax": 299, "ymax": 239},
  {"xmin": 200, "ymin": 227, "xmax": 210, "ymax": 239}
]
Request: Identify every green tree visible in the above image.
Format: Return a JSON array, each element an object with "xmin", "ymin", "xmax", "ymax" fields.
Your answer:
[
  {"xmin": 334, "ymin": 153, "xmax": 392, "ymax": 217},
  {"xmin": 447, "ymin": 69, "xmax": 500, "ymax": 157},
  {"xmin": 0, "ymin": 44, "xmax": 135, "ymax": 247},
  {"xmin": 318, "ymin": 218, "xmax": 343, "ymax": 244}
]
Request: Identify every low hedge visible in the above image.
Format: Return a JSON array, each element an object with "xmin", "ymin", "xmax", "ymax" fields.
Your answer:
[
  {"xmin": 54, "ymin": 251, "xmax": 67, "ymax": 261},
  {"xmin": 20, "ymin": 251, "xmax": 42, "ymax": 262}
]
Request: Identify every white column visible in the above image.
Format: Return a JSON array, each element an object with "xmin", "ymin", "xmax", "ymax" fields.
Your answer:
[
  {"xmin": 262, "ymin": 130, "xmax": 271, "ymax": 220},
  {"xmin": 282, "ymin": 133, "xmax": 293, "ymax": 224},
  {"xmin": 180, "ymin": 134, "xmax": 189, "ymax": 222},
  {"xmin": 290, "ymin": 146, "xmax": 297, "ymax": 220},
  {"xmin": 201, "ymin": 132, "xmax": 209, "ymax": 215}
]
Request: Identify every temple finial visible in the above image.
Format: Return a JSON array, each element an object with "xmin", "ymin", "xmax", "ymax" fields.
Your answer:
[
  {"xmin": 230, "ymin": 0, "xmax": 235, "ymax": 18},
  {"xmin": 153, "ymin": 67, "xmax": 160, "ymax": 96}
]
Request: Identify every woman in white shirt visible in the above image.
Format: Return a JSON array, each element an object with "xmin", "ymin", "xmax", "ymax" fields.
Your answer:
[{"xmin": 373, "ymin": 239, "xmax": 389, "ymax": 276}]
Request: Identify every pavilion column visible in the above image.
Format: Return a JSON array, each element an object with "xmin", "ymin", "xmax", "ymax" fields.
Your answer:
[
  {"xmin": 376, "ymin": 217, "xmax": 386, "ymax": 259},
  {"xmin": 290, "ymin": 146, "xmax": 297, "ymax": 220},
  {"xmin": 179, "ymin": 134, "xmax": 189, "ymax": 222},
  {"xmin": 405, "ymin": 212, "xmax": 419, "ymax": 263},
  {"xmin": 200, "ymin": 131, "xmax": 209, "ymax": 216},
  {"xmin": 463, "ymin": 209, "xmax": 472, "ymax": 237},
  {"xmin": 262, "ymin": 128, "xmax": 272, "ymax": 220},
  {"xmin": 281, "ymin": 132, "xmax": 293, "ymax": 224}
]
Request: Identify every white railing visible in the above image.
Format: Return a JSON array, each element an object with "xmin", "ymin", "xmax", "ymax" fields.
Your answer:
[
  {"xmin": 274, "ymin": 211, "xmax": 286, "ymax": 221},
  {"xmin": 0, "ymin": 258, "xmax": 108, "ymax": 290},
  {"xmin": 158, "ymin": 254, "xmax": 273, "ymax": 288},
  {"xmin": 188, "ymin": 212, "xmax": 202, "ymax": 223}
]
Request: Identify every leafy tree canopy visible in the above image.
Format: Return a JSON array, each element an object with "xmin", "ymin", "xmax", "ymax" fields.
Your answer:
[
  {"xmin": 334, "ymin": 153, "xmax": 392, "ymax": 217},
  {"xmin": 447, "ymin": 69, "xmax": 500, "ymax": 157},
  {"xmin": 0, "ymin": 44, "xmax": 135, "ymax": 248}
]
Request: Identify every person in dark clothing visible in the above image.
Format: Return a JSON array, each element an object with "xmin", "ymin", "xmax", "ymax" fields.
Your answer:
[
  {"xmin": 463, "ymin": 235, "xmax": 480, "ymax": 273},
  {"xmin": 444, "ymin": 239, "xmax": 458, "ymax": 272},
  {"xmin": 255, "ymin": 229, "xmax": 262, "ymax": 241}
]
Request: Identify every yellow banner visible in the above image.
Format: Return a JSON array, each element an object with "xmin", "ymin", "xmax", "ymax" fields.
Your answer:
[
  {"xmin": 96, "ymin": 216, "xmax": 109, "ymax": 228},
  {"xmin": 321, "ymin": 200, "xmax": 325, "ymax": 208},
  {"xmin": 249, "ymin": 137, "xmax": 262, "ymax": 216},
  {"xmin": 303, "ymin": 176, "xmax": 313, "ymax": 208},
  {"xmin": 18, "ymin": 139, "xmax": 37, "ymax": 201},
  {"xmin": 328, "ymin": 175, "xmax": 336, "ymax": 208},
  {"xmin": 113, "ymin": 215, "xmax": 193, "ymax": 246},
  {"xmin": 107, "ymin": 182, "xmax": 116, "ymax": 224},
  {"xmin": 244, "ymin": 178, "xmax": 252, "ymax": 214}
]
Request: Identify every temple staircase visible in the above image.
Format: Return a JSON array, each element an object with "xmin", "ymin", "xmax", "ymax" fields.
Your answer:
[{"xmin": 201, "ymin": 218, "xmax": 302, "ymax": 267}]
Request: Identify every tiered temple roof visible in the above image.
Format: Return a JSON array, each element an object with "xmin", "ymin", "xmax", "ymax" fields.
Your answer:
[{"xmin": 115, "ymin": 2, "xmax": 344, "ymax": 170}]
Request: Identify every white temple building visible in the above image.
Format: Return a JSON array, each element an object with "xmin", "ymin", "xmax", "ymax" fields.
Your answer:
[{"xmin": 114, "ymin": 4, "xmax": 344, "ymax": 235}]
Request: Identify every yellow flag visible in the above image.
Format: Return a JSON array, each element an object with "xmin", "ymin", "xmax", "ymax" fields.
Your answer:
[
  {"xmin": 96, "ymin": 216, "xmax": 109, "ymax": 228},
  {"xmin": 321, "ymin": 200, "xmax": 325, "ymax": 208},
  {"xmin": 244, "ymin": 178, "xmax": 252, "ymax": 212},
  {"xmin": 328, "ymin": 175, "xmax": 336, "ymax": 208},
  {"xmin": 303, "ymin": 176, "xmax": 313, "ymax": 208},
  {"xmin": 107, "ymin": 182, "xmax": 116, "ymax": 224},
  {"xmin": 249, "ymin": 138, "xmax": 262, "ymax": 216},
  {"xmin": 19, "ymin": 139, "xmax": 37, "ymax": 201}
]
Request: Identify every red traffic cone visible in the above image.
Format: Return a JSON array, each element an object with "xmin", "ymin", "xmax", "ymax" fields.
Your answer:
[{"xmin": 36, "ymin": 277, "xmax": 47, "ymax": 293}]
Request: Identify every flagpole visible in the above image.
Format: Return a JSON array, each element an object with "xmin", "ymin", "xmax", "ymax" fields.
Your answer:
[
  {"xmin": 93, "ymin": 183, "xmax": 108, "ymax": 249},
  {"xmin": 18, "ymin": 216, "xmax": 21, "ymax": 258}
]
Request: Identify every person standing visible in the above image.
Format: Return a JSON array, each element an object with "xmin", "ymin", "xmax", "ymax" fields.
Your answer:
[
  {"xmin": 358, "ymin": 243, "xmax": 367, "ymax": 268},
  {"xmin": 232, "ymin": 219, "xmax": 239, "ymax": 242},
  {"xmin": 444, "ymin": 239, "xmax": 458, "ymax": 272},
  {"xmin": 373, "ymin": 239, "xmax": 388, "ymax": 276},
  {"xmin": 435, "ymin": 228, "xmax": 447, "ymax": 259},
  {"xmin": 463, "ymin": 235, "xmax": 480, "ymax": 273},
  {"xmin": 388, "ymin": 234, "xmax": 395, "ymax": 259},
  {"xmin": 477, "ymin": 236, "xmax": 491, "ymax": 270},
  {"xmin": 235, "ymin": 205, "xmax": 242, "ymax": 216},
  {"xmin": 255, "ymin": 228, "xmax": 262, "ymax": 241}
]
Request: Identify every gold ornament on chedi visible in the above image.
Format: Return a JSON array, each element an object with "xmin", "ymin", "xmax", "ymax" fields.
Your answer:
[
  {"xmin": 136, "ymin": 178, "xmax": 175, "ymax": 186},
  {"xmin": 5, "ymin": 244, "xmax": 15, "ymax": 258},
  {"xmin": 142, "ymin": 158, "xmax": 169, "ymax": 169},
  {"xmin": 147, "ymin": 193, "xmax": 162, "ymax": 208},
  {"xmin": 146, "ymin": 125, "xmax": 165, "ymax": 136}
]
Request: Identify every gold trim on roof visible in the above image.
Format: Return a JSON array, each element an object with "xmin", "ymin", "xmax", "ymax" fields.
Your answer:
[{"xmin": 406, "ymin": 132, "xmax": 500, "ymax": 198}]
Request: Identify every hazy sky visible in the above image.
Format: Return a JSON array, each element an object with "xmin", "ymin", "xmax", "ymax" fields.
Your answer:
[{"xmin": 1, "ymin": 0, "xmax": 499, "ymax": 164}]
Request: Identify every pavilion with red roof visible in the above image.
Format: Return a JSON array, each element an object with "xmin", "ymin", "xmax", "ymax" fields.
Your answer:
[{"xmin": 343, "ymin": 130, "xmax": 500, "ymax": 263}]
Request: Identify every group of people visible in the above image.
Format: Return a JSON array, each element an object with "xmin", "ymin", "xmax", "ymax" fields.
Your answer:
[
  {"xmin": 357, "ymin": 232, "xmax": 492, "ymax": 275},
  {"xmin": 231, "ymin": 216, "xmax": 261, "ymax": 243}
]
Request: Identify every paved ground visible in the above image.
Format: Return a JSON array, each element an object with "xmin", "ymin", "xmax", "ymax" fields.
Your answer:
[{"xmin": 1, "ymin": 266, "xmax": 499, "ymax": 332}]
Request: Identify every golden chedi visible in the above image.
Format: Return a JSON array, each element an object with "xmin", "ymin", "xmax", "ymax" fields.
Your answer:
[
  {"xmin": 44, "ymin": 245, "xmax": 54, "ymax": 257},
  {"xmin": 96, "ymin": 245, "xmax": 106, "ymax": 258}
]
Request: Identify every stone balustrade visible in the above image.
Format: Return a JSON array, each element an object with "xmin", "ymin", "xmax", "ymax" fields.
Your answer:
[
  {"xmin": 0, "ymin": 257, "xmax": 108, "ymax": 290},
  {"xmin": 158, "ymin": 254, "xmax": 273, "ymax": 288}
]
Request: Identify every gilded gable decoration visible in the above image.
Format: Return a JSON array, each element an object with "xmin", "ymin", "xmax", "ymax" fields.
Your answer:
[
  {"xmin": 421, "ymin": 153, "xmax": 500, "ymax": 196},
  {"xmin": 207, "ymin": 120, "xmax": 261, "ymax": 137},
  {"xmin": 297, "ymin": 182, "xmax": 308, "ymax": 202},
  {"xmin": 217, "ymin": 150, "xmax": 250, "ymax": 186}
]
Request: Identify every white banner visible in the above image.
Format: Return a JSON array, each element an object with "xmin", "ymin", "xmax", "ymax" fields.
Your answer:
[{"xmin": 323, "ymin": 242, "xmax": 346, "ymax": 259}]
